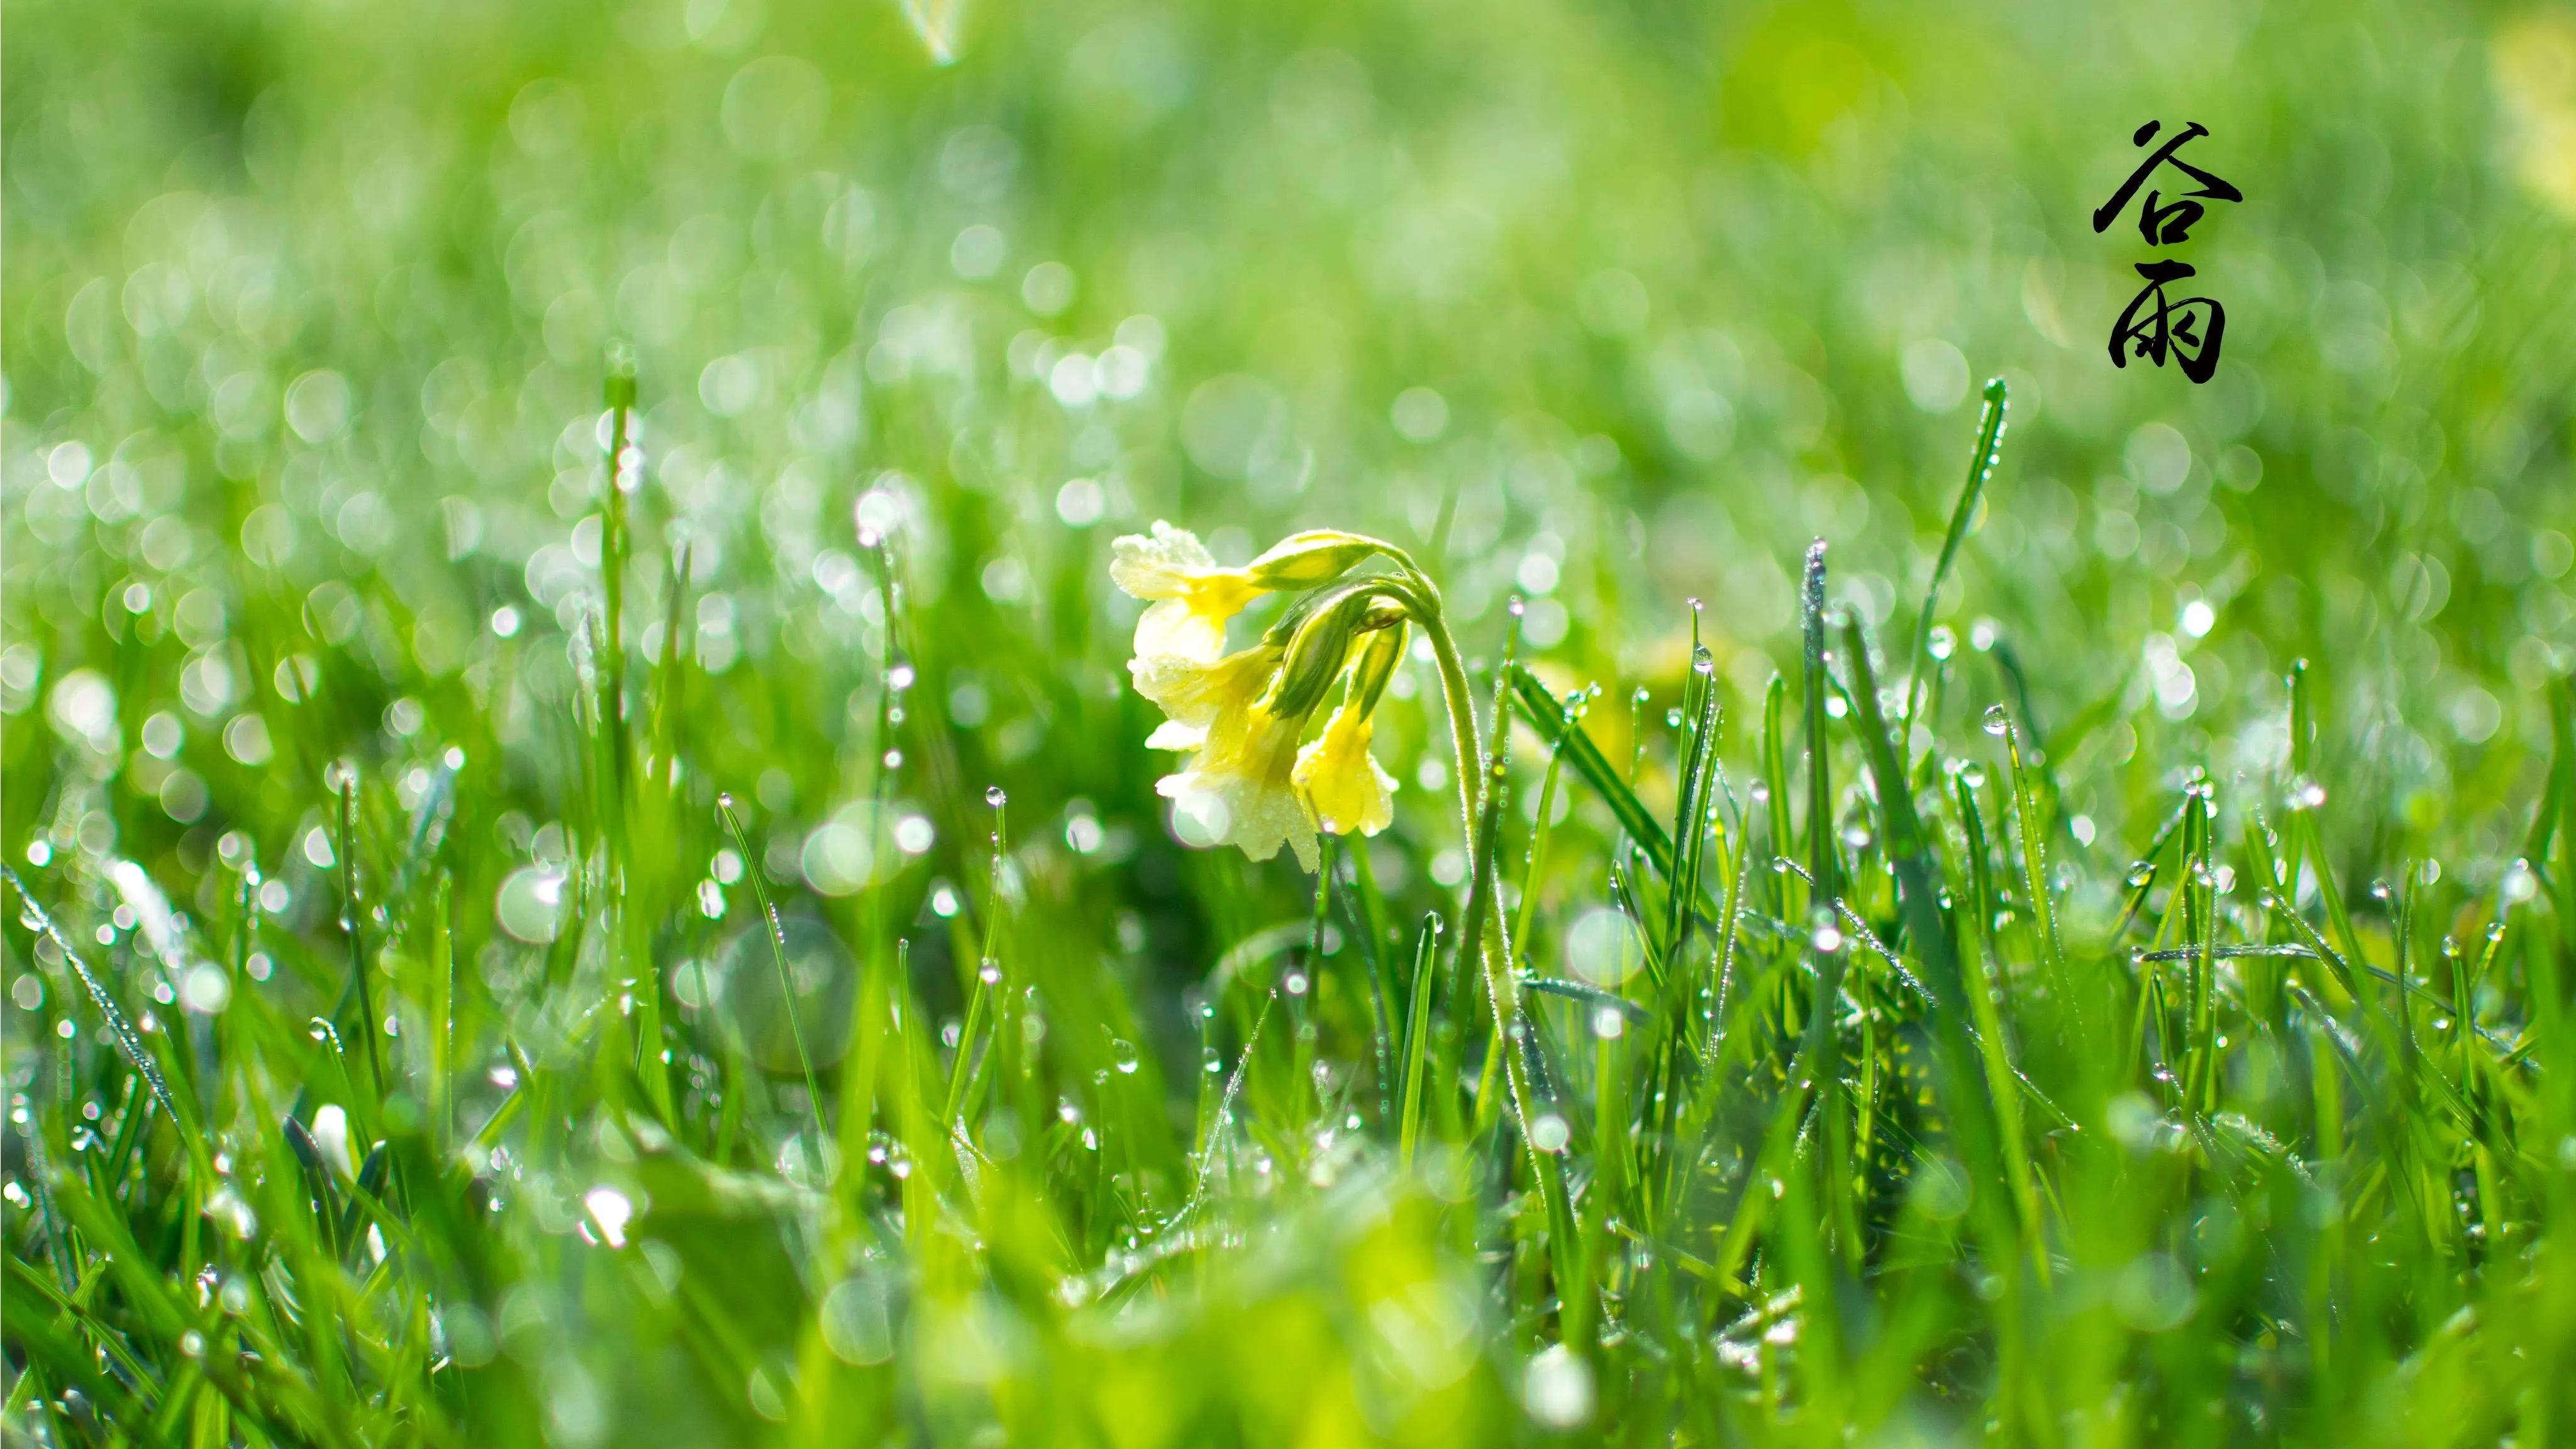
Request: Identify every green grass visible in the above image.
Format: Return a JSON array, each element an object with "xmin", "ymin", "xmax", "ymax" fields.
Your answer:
[{"xmin": 8, "ymin": 0, "xmax": 2576, "ymax": 1443}]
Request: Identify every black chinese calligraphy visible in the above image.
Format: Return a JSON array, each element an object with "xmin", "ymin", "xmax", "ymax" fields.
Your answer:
[
  {"xmin": 2109, "ymin": 260, "xmax": 2226, "ymax": 384},
  {"xmin": 2093, "ymin": 121, "xmax": 2243, "ymax": 245},
  {"xmin": 2098, "ymin": 121, "xmax": 2238, "ymax": 383}
]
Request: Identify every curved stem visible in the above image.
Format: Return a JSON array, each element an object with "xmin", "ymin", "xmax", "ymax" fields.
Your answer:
[
  {"xmin": 1420, "ymin": 611, "xmax": 1485, "ymax": 863},
  {"xmin": 1414, "ymin": 606, "xmax": 1551, "ymax": 1151}
]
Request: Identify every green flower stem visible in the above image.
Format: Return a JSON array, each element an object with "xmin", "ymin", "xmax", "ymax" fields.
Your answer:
[
  {"xmin": 1286, "ymin": 541, "xmax": 1572, "ymax": 1273},
  {"xmin": 1404, "ymin": 580, "xmax": 1577, "ymax": 1298}
]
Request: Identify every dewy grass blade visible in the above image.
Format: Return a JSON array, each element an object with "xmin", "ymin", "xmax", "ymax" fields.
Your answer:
[
  {"xmin": 1994, "ymin": 708, "xmax": 2077, "ymax": 1036},
  {"xmin": 1663, "ymin": 638, "xmax": 1723, "ymax": 986},
  {"xmin": 1902, "ymin": 377, "xmax": 2007, "ymax": 770},
  {"xmin": 1785, "ymin": 541, "xmax": 1865, "ymax": 1269},
  {"xmin": 1512, "ymin": 693, "xmax": 1574, "ymax": 966},
  {"xmin": 1336, "ymin": 843, "xmax": 1398, "ymax": 1129},
  {"xmin": 334, "ymin": 770, "xmax": 387, "ymax": 1110},
  {"xmin": 4, "ymin": 865, "xmax": 194, "ymax": 1146},
  {"xmin": 1398, "ymin": 912, "xmax": 1443, "ymax": 1168},
  {"xmin": 1509, "ymin": 663, "xmax": 1671, "ymax": 876},
  {"xmin": 1838, "ymin": 611, "xmax": 2012, "ymax": 1230},
  {"xmin": 717, "ymin": 793, "xmax": 829, "ymax": 1158}
]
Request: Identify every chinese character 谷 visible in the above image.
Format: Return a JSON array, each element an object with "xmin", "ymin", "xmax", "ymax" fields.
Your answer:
[{"xmin": 2092, "ymin": 121, "xmax": 2243, "ymax": 244}]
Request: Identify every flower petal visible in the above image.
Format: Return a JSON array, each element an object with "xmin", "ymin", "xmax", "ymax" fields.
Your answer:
[
  {"xmin": 1294, "ymin": 704, "xmax": 1396, "ymax": 836},
  {"xmin": 1133, "ymin": 598, "xmax": 1226, "ymax": 665},
  {"xmin": 1109, "ymin": 521, "xmax": 1217, "ymax": 600}
]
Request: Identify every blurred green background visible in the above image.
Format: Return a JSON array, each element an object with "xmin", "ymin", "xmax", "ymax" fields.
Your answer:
[
  {"xmin": 10, "ymin": 0, "xmax": 2574, "ymax": 874},
  {"xmin": 9, "ymin": 0, "xmax": 2576, "ymax": 1440}
]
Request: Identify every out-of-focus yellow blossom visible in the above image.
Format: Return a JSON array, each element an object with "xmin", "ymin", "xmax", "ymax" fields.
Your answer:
[
  {"xmin": 2497, "ymin": 13, "xmax": 2576, "ymax": 218},
  {"xmin": 1294, "ymin": 626, "xmax": 1404, "ymax": 838},
  {"xmin": 1111, "ymin": 522, "xmax": 1264, "ymax": 665}
]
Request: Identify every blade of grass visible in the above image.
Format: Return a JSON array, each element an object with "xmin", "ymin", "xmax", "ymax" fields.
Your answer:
[
  {"xmin": 1509, "ymin": 664, "xmax": 1671, "ymax": 877},
  {"xmin": 1784, "ymin": 541, "xmax": 1863, "ymax": 1274},
  {"xmin": 1397, "ymin": 912, "xmax": 1444, "ymax": 1169},
  {"xmin": 1838, "ymin": 611, "xmax": 2013, "ymax": 1241},
  {"xmin": 716, "ymin": 794, "xmax": 829, "ymax": 1157},
  {"xmin": 1901, "ymin": 377, "xmax": 2007, "ymax": 770}
]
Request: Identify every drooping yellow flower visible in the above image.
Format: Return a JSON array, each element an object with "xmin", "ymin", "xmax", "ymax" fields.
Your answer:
[
  {"xmin": 1294, "ymin": 699, "xmax": 1396, "ymax": 837},
  {"xmin": 1294, "ymin": 624, "xmax": 1403, "ymax": 837},
  {"xmin": 1113, "ymin": 523, "xmax": 1387, "ymax": 667},
  {"xmin": 1130, "ymin": 641, "xmax": 1284, "ymax": 753},
  {"xmin": 1158, "ymin": 697, "xmax": 1319, "ymax": 873},
  {"xmin": 1111, "ymin": 522, "xmax": 1263, "ymax": 665},
  {"xmin": 1114, "ymin": 524, "xmax": 1405, "ymax": 874},
  {"xmin": 1139, "ymin": 642, "xmax": 1319, "ymax": 870}
]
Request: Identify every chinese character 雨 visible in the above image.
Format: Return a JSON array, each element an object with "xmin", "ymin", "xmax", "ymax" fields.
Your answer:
[{"xmin": 2109, "ymin": 260, "xmax": 2226, "ymax": 385}]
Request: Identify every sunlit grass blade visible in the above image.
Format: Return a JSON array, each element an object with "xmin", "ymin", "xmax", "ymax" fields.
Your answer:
[
  {"xmin": 1902, "ymin": 377, "xmax": 2007, "ymax": 768},
  {"xmin": 1509, "ymin": 663, "xmax": 1672, "ymax": 876},
  {"xmin": 1397, "ymin": 911, "xmax": 1443, "ymax": 1168},
  {"xmin": 1837, "ymin": 610, "xmax": 2013, "ymax": 1237}
]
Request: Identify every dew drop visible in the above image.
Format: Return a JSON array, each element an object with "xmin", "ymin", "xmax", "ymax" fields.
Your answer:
[
  {"xmin": 1982, "ymin": 704, "xmax": 2011, "ymax": 736},
  {"xmin": 985, "ymin": 786, "xmax": 1009, "ymax": 808}
]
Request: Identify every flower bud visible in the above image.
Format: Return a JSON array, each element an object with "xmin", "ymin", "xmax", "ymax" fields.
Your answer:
[
  {"xmin": 1346, "ymin": 621, "xmax": 1407, "ymax": 717},
  {"xmin": 1245, "ymin": 531, "xmax": 1380, "ymax": 592},
  {"xmin": 1267, "ymin": 588, "xmax": 1377, "ymax": 721}
]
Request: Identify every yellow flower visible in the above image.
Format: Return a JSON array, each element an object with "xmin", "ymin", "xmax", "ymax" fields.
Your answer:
[
  {"xmin": 1146, "ymin": 650, "xmax": 1319, "ymax": 872},
  {"xmin": 1111, "ymin": 523, "xmax": 1263, "ymax": 665},
  {"xmin": 1293, "ymin": 625, "xmax": 1402, "ymax": 837},
  {"xmin": 1130, "ymin": 641, "xmax": 1283, "ymax": 752},
  {"xmin": 1114, "ymin": 524, "xmax": 1404, "ymax": 873},
  {"xmin": 1294, "ymin": 698, "xmax": 1396, "ymax": 838}
]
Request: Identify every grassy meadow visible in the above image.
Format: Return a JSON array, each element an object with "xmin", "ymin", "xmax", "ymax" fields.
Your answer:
[{"xmin": 8, "ymin": 0, "xmax": 2576, "ymax": 1443}]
